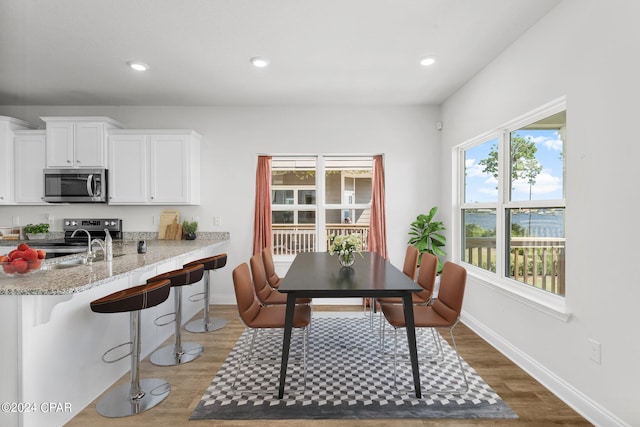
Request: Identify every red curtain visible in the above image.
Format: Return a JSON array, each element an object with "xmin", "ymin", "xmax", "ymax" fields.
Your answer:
[
  {"xmin": 253, "ymin": 156, "xmax": 272, "ymax": 255},
  {"xmin": 369, "ymin": 155, "xmax": 388, "ymax": 259}
]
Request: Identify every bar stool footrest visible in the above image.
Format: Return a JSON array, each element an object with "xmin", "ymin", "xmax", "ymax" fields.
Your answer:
[
  {"xmin": 188, "ymin": 292, "xmax": 206, "ymax": 303},
  {"xmin": 101, "ymin": 341, "xmax": 133, "ymax": 364},
  {"xmin": 154, "ymin": 312, "xmax": 176, "ymax": 327}
]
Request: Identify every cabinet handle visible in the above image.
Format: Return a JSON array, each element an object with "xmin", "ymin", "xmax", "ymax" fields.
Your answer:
[
  {"xmin": 67, "ymin": 159, "xmax": 71, "ymax": 163},
  {"xmin": 76, "ymin": 160, "xmax": 80, "ymax": 163}
]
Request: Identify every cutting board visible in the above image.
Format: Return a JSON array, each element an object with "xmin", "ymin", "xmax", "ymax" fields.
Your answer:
[
  {"xmin": 165, "ymin": 217, "xmax": 183, "ymax": 240},
  {"xmin": 158, "ymin": 209, "xmax": 180, "ymax": 239}
]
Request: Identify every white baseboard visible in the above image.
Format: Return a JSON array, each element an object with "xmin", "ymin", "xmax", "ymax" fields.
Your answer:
[{"xmin": 461, "ymin": 312, "xmax": 628, "ymax": 427}]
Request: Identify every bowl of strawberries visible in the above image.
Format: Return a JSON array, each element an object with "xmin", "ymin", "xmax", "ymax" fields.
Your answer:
[{"xmin": 0, "ymin": 243, "xmax": 47, "ymax": 277}]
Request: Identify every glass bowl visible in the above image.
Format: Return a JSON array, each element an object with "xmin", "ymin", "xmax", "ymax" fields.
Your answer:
[{"xmin": 1, "ymin": 259, "xmax": 44, "ymax": 277}]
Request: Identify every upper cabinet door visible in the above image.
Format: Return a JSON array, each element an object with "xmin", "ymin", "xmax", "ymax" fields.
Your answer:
[
  {"xmin": 1, "ymin": 116, "xmax": 37, "ymax": 204},
  {"xmin": 107, "ymin": 134, "xmax": 147, "ymax": 204},
  {"xmin": 148, "ymin": 134, "xmax": 190, "ymax": 204},
  {"xmin": 14, "ymin": 131, "xmax": 46, "ymax": 204},
  {"xmin": 45, "ymin": 122, "xmax": 75, "ymax": 167},
  {"xmin": 0, "ymin": 122, "xmax": 13, "ymax": 204},
  {"xmin": 75, "ymin": 122, "xmax": 105, "ymax": 167}
]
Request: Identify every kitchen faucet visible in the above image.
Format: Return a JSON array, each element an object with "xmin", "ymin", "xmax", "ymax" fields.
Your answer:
[
  {"xmin": 71, "ymin": 228, "xmax": 93, "ymax": 262},
  {"xmin": 91, "ymin": 238, "xmax": 106, "ymax": 260}
]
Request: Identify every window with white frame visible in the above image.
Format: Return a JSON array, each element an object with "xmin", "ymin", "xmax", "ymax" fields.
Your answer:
[
  {"xmin": 459, "ymin": 100, "xmax": 566, "ymax": 296},
  {"xmin": 271, "ymin": 155, "xmax": 373, "ymax": 255}
]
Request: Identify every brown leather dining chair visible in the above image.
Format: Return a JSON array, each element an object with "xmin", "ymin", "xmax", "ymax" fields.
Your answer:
[
  {"xmin": 261, "ymin": 246, "xmax": 282, "ymax": 289},
  {"xmin": 367, "ymin": 245, "xmax": 419, "ymax": 326},
  {"xmin": 231, "ymin": 263, "xmax": 311, "ymax": 393},
  {"xmin": 402, "ymin": 245, "xmax": 420, "ymax": 280},
  {"xmin": 378, "ymin": 251, "xmax": 438, "ymax": 306},
  {"xmin": 375, "ymin": 251, "xmax": 438, "ymax": 329},
  {"xmin": 250, "ymin": 253, "xmax": 311, "ymax": 306},
  {"xmin": 380, "ymin": 261, "xmax": 468, "ymax": 394}
]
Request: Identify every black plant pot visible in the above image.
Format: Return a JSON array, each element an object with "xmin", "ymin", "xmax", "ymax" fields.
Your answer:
[{"xmin": 185, "ymin": 232, "xmax": 197, "ymax": 240}]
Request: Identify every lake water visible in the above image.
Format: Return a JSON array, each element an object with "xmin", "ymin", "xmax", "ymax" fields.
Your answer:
[{"xmin": 465, "ymin": 211, "xmax": 564, "ymax": 237}]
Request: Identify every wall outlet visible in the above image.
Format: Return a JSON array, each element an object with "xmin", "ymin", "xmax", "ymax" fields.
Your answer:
[
  {"xmin": 213, "ymin": 216, "xmax": 221, "ymax": 226},
  {"xmin": 12, "ymin": 216, "xmax": 19, "ymax": 226},
  {"xmin": 588, "ymin": 338, "xmax": 601, "ymax": 364}
]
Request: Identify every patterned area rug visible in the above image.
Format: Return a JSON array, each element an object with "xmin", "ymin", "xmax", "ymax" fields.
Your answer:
[{"xmin": 191, "ymin": 316, "xmax": 517, "ymax": 420}]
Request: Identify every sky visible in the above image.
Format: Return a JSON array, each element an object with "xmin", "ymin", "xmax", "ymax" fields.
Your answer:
[{"xmin": 464, "ymin": 129, "xmax": 564, "ymax": 203}]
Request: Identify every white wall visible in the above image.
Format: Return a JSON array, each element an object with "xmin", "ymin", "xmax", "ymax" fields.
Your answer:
[
  {"xmin": 0, "ymin": 105, "xmax": 442, "ymax": 304},
  {"xmin": 440, "ymin": 1, "xmax": 639, "ymax": 426}
]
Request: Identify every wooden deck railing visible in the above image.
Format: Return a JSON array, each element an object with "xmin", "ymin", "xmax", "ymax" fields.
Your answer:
[
  {"xmin": 464, "ymin": 236, "xmax": 565, "ymax": 296},
  {"xmin": 272, "ymin": 227, "xmax": 565, "ymax": 296},
  {"xmin": 272, "ymin": 224, "xmax": 369, "ymax": 255}
]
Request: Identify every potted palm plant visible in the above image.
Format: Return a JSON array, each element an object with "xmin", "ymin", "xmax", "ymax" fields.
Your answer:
[{"xmin": 407, "ymin": 206, "xmax": 447, "ymax": 273}]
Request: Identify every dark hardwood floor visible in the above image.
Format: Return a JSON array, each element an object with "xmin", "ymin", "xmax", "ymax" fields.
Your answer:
[{"xmin": 67, "ymin": 305, "xmax": 592, "ymax": 426}]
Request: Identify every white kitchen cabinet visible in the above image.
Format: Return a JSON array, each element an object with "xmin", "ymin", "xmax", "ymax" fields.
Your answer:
[
  {"xmin": 0, "ymin": 116, "xmax": 37, "ymax": 205},
  {"xmin": 42, "ymin": 117, "xmax": 122, "ymax": 168},
  {"xmin": 107, "ymin": 133, "xmax": 147, "ymax": 204},
  {"xmin": 108, "ymin": 130, "xmax": 201, "ymax": 205},
  {"xmin": 14, "ymin": 130, "xmax": 47, "ymax": 204},
  {"xmin": 148, "ymin": 133, "xmax": 201, "ymax": 204}
]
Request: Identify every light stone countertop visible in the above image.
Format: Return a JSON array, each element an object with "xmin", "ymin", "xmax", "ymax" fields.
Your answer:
[{"xmin": 0, "ymin": 238, "xmax": 228, "ymax": 296}]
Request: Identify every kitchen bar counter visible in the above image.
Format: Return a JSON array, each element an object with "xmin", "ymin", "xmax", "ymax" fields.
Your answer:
[
  {"xmin": 0, "ymin": 237, "xmax": 229, "ymax": 427},
  {"xmin": 0, "ymin": 238, "xmax": 227, "ymax": 295}
]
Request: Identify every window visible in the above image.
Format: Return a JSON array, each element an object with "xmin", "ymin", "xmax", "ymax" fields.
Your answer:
[
  {"xmin": 271, "ymin": 158, "xmax": 316, "ymax": 227},
  {"xmin": 271, "ymin": 155, "xmax": 373, "ymax": 255},
  {"xmin": 459, "ymin": 100, "xmax": 566, "ymax": 297}
]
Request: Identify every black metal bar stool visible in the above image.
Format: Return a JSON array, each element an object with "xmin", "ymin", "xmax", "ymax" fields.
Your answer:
[
  {"xmin": 89, "ymin": 279, "xmax": 172, "ymax": 418},
  {"xmin": 148, "ymin": 263, "xmax": 205, "ymax": 366},
  {"xmin": 183, "ymin": 253, "xmax": 228, "ymax": 333}
]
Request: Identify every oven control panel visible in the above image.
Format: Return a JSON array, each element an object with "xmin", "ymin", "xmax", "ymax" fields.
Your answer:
[{"xmin": 63, "ymin": 218, "xmax": 122, "ymax": 232}]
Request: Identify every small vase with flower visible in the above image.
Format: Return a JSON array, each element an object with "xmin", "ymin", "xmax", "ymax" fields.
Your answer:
[{"xmin": 329, "ymin": 233, "xmax": 363, "ymax": 267}]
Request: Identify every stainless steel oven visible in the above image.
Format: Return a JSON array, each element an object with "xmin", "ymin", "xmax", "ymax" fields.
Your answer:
[
  {"xmin": 43, "ymin": 168, "xmax": 107, "ymax": 203},
  {"xmin": 29, "ymin": 218, "xmax": 123, "ymax": 258}
]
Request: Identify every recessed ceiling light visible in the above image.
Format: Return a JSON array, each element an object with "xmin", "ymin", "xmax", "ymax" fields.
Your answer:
[
  {"xmin": 127, "ymin": 61, "xmax": 149, "ymax": 71},
  {"xmin": 250, "ymin": 57, "xmax": 269, "ymax": 68},
  {"xmin": 419, "ymin": 57, "xmax": 436, "ymax": 67}
]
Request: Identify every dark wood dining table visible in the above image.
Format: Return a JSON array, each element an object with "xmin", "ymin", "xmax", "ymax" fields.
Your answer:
[{"xmin": 277, "ymin": 251, "xmax": 424, "ymax": 399}]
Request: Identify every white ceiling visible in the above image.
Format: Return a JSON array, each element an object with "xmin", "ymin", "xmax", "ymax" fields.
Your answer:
[{"xmin": 0, "ymin": 0, "xmax": 561, "ymax": 106}]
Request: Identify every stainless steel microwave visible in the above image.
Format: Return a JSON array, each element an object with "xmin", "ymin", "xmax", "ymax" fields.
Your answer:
[{"xmin": 43, "ymin": 168, "xmax": 107, "ymax": 203}]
